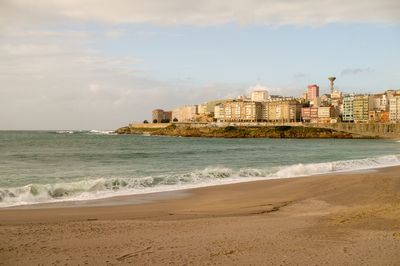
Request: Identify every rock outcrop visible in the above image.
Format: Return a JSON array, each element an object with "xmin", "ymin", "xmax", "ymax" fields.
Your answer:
[{"xmin": 116, "ymin": 124, "xmax": 367, "ymax": 138}]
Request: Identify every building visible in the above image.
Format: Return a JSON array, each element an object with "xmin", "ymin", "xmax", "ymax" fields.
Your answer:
[
  {"xmin": 261, "ymin": 102, "xmax": 269, "ymax": 121},
  {"xmin": 269, "ymin": 95, "xmax": 295, "ymax": 101},
  {"xmin": 342, "ymin": 95, "xmax": 355, "ymax": 122},
  {"xmin": 373, "ymin": 93, "xmax": 389, "ymax": 111},
  {"xmin": 251, "ymin": 90, "xmax": 269, "ymax": 102},
  {"xmin": 330, "ymin": 90, "xmax": 343, "ymax": 107},
  {"xmin": 214, "ymin": 100, "xmax": 262, "ymax": 122},
  {"xmin": 386, "ymin": 90, "xmax": 399, "ymax": 99},
  {"xmin": 195, "ymin": 103, "xmax": 214, "ymax": 122},
  {"xmin": 380, "ymin": 110, "xmax": 390, "ymax": 123},
  {"xmin": 319, "ymin": 94, "xmax": 331, "ymax": 106},
  {"xmin": 153, "ymin": 84, "xmax": 400, "ymax": 125},
  {"xmin": 301, "ymin": 107, "xmax": 319, "ymax": 123},
  {"xmin": 237, "ymin": 95, "xmax": 250, "ymax": 101},
  {"xmin": 205, "ymin": 99, "xmax": 231, "ymax": 114},
  {"xmin": 317, "ymin": 106, "xmax": 334, "ymax": 123},
  {"xmin": 214, "ymin": 104, "xmax": 224, "ymax": 121},
  {"xmin": 197, "ymin": 103, "xmax": 208, "ymax": 115},
  {"xmin": 307, "ymin": 84, "xmax": 320, "ymax": 106},
  {"xmin": 164, "ymin": 111, "xmax": 172, "ymax": 121},
  {"xmin": 307, "ymin": 84, "xmax": 319, "ymax": 99},
  {"xmin": 369, "ymin": 110, "xmax": 390, "ymax": 123},
  {"xmin": 353, "ymin": 95, "xmax": 373, "ymax": 123},
  {"xmin": 267, "ymin": 100, "xmax": 302, "ymax": 123},
  {"xmin": 331, "ymin": 90, "xmax": 342, "ymax": 100},
  {"xmin": 301, "ymin": 106, "xmax": 334, "ymax": 123},
  {"xmin": 389, "ymin": 95, "xmax": 400, "ymax": 123},
  {"xmin": 152, "ymin": 109, "xmax": 172, "ymax": 123},
  {"xmin": 172, "ymin": 105, "xmax": 198, "ymax": 122}
]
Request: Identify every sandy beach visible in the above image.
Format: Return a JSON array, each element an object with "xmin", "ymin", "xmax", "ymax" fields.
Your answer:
[{"xmin": 1, "ymin": 166, "xmax": 400, "ymax": 265}]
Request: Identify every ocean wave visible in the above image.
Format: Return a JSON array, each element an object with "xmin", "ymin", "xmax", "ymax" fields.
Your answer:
[
  {"xmin": 55, "ymin": 130, "xmax": 75, "ymax": 134},
  {"xmin": 1, "ymin": 154, "xmax": 400, "ymax": 207},
  {"xmin": 274, "ymin": 155, "xmax": 400, "ymax": 178},
  {"xmin": 55, "ymin": 130, "xmax": 116, "ymax": 135},
  {"xmin": 0, "ymin": 177, "xmax": 156, "ymax": 207},
  {"xmin": 87, "ymin": 130, "xmax": 116, "ymax": 135}
]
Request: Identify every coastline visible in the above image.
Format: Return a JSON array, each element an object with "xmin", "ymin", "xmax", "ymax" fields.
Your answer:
[
  {"xmin": 1, "ymin": 165, "xmax": 400, "ymax": 265},
  {"xmin": 116, "ymin": 124, "xmax": 362, "ymax": 138},
  {"xmin": 2, "ymin": 152, "xmax": 400, "ymax": 209},
  {"xmin": 115, "ymin": 122, "xmax": 400, "ymax": 139}
]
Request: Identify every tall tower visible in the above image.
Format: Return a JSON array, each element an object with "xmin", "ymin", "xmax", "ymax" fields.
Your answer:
[
  {"xmin": 307, "ymin": 84, "xmax": 319, "ymax": 106},
  {"xmin": 328, "ymin": 76, "xmax": 336, "ymax": 95},
  {"xmin": 307, "ymin": 84, "xmax": 319, "ymax": 99}
]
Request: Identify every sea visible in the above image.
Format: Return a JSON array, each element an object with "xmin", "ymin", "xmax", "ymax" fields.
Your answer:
[{"xmin": 1, "ymin": 130, "xmax": 400, "ymax": 207}]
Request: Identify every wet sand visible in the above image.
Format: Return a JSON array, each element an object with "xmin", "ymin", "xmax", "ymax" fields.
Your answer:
[{"xmin": 1, "ymin": 166, "xmax": 400, "ymax": 265}]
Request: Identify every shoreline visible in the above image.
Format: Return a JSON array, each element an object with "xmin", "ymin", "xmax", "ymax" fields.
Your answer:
[
  {"xmin": 1, "ymin": 165, "xmax": 400, "ymax": 264},
  {"xmin": 1, "ymin": 164, "xmax": 399, "ymax": 215},
  {"xmin": 2, "ymin": 157, "xmax": 400, "ymax": 210}
]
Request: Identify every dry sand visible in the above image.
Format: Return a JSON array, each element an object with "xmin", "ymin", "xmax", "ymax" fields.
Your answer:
[{"xmin": 1, "ymin": 166, "xmax": 400, "ymax": 265}]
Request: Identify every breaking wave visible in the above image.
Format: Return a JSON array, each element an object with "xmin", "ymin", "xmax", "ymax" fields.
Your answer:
[
  {"xmin": 88, "ymin": 130, "xmax": 116, "ymax": 135},
  {"xmin": 55, "ymin": 130, "xmax": 116, "ymax": 135},
  {"xmin": 55, "ymin": 130, "xmax": 74, "ymax": 134},
  {"xmin": 1, "ymin": 154, "xmax": 400, "ymax": 207}
]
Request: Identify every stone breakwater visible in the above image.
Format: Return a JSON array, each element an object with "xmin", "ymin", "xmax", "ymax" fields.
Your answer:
[{"xmin": 116, "ymin": 124, "xmax": 367, "ymax": 139}]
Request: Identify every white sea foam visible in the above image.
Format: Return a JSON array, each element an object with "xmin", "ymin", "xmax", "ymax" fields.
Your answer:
[
  {"xmin": 1, "ymin": 154, "xmax": 400, "ymax": 207},
  {"xmin": 88, "ymin": 130, "xmax": 116, "ymax": 135},
  {"xmin": 56, "ymin": 130, "xmax": 74, "ymax": 134},
  {"xmin": 54, "ymin": 130, "xmax": 116, "ymax": 135}
]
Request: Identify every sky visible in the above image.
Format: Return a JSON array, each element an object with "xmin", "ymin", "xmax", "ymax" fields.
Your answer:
[{"xmin": 1, "ymin": 0, "xmax": 399, "ymax": 130}]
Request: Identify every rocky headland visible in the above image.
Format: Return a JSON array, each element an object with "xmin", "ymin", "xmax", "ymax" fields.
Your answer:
[{"xmin": 115, "ymin": 124, "xmax": 370, "ymax": 138}]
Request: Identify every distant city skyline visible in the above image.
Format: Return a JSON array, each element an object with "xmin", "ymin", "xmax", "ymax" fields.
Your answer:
[{"xmin": 1, "ymin": 0, "xmax": 399, "ymax": 129}]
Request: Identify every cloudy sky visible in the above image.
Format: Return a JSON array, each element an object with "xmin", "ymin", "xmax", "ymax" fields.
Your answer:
[{"xmin": 1, "ymin": 0, "xmax": 399, "ymax": 130}]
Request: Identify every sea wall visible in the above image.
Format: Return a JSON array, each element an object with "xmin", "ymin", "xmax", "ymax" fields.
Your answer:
[
  {"xmin": 307, "ymin": 123, "xmax": 400, "ymax": 138},
  {"xmin": 129, "ymin": 123, "xmax": 170, "ymax": 129}
]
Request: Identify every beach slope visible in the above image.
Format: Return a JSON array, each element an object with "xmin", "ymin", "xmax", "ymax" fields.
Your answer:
[{"xmin": 1, "ymin": 166, "xmax": 400, "ymax": 265}]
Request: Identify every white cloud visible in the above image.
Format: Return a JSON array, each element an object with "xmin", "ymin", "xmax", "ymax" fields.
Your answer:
[
  {"xmin": 341, "ymin": 67, "xmax": 374, "ymax": 76},
  {"xmin": 104, "ymin": 29, "xmax": 125, "ymax": 39},
  {"xmin": 89, "ymin": 84, "xmax": 101, "ymax": 93},
  {"xmin": 1, "ymin": 0, "xmax": 399, "ymax": 27},
  {"xmin": 0, "ymin": 26, "xmax": 248, "ymax": 129},
  {"xmin": 0, "ymin": 1, "xmax": 398, "ymax": 129},
  {"xmin": 0, "ymin": 27, "xmax": 143, "ymax": 129},
  {"xmin": 246, "ymin": 85, "xmax": 284, "ymax": 96}
]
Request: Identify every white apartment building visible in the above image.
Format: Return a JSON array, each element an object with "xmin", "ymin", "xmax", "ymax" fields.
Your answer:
[
  {"xmin": 373, "ymin": 94, "xmax": 389, "ymax": 111},
  {"xmin": 251, "ymin": 90, "xmax": 269, "ymax": 102}
]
